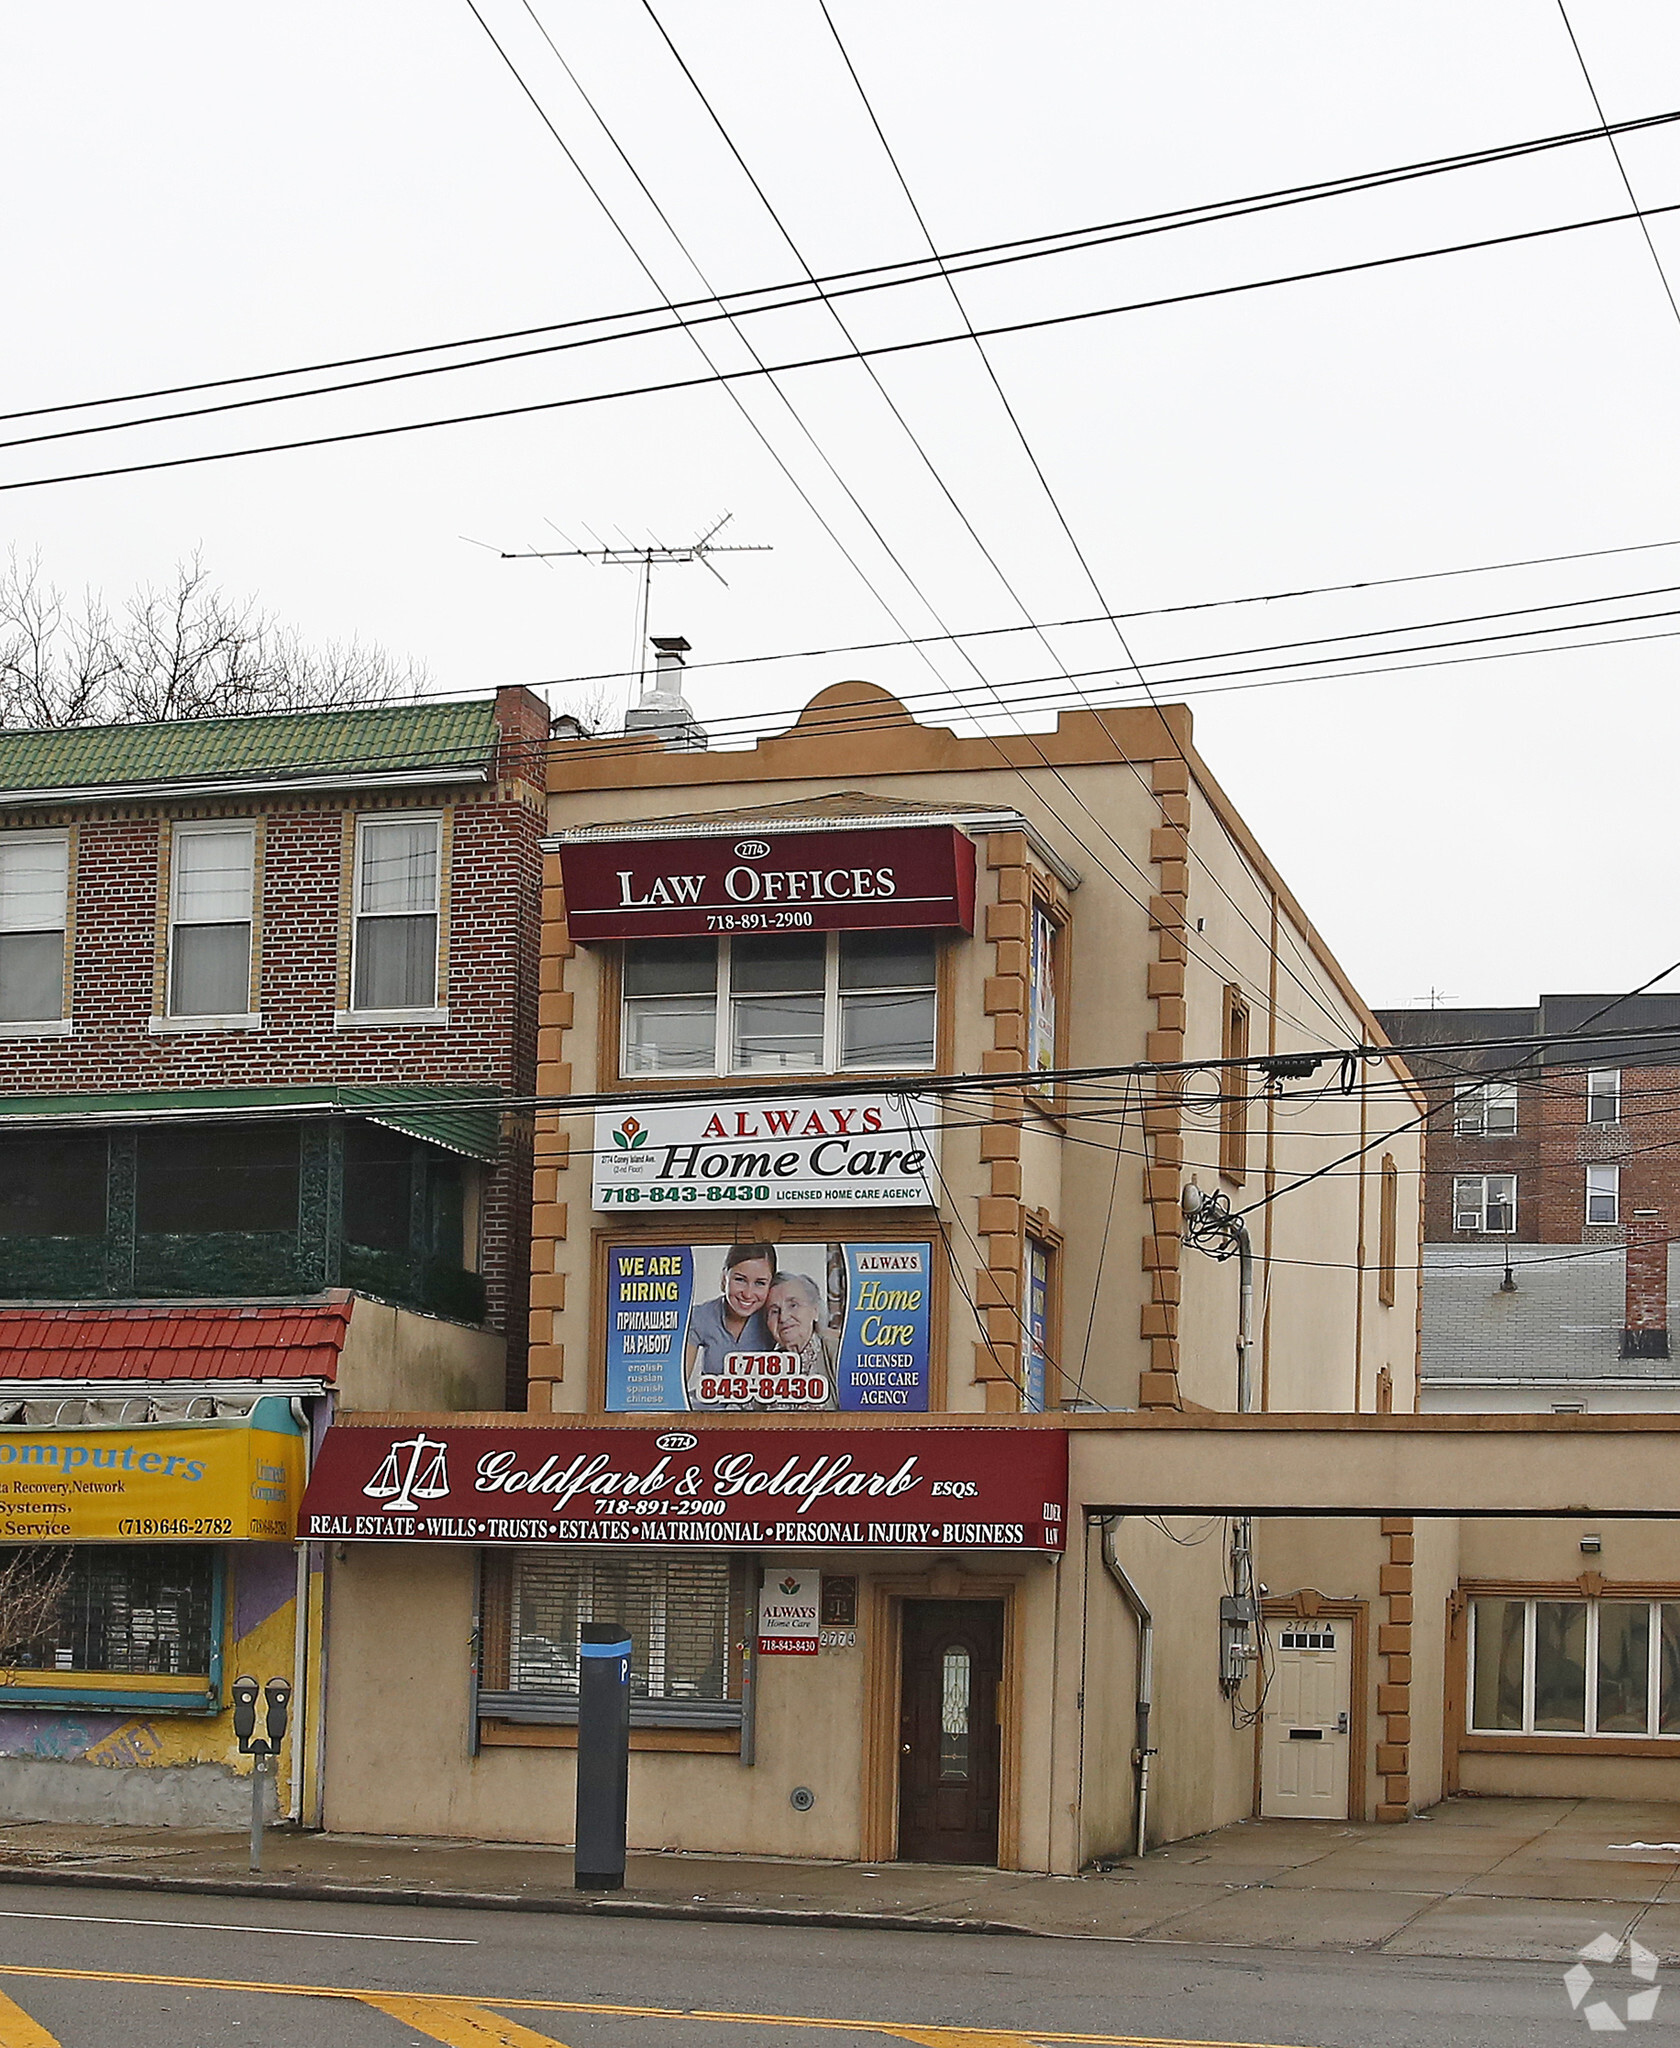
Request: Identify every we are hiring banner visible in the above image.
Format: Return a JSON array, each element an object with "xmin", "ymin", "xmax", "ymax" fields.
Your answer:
[
  {"xmin": 604, "ymin": 1239, "xmax": 932, "ymax": 1413},
  {"xmin": 300, "ymin": 1423, "xmax": 1068, "ymax": 1553}
]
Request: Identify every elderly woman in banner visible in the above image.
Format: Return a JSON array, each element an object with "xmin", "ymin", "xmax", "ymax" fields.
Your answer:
[{"xmin": 765, "ymin": 1269, "xmax": 840, "ymax": 1411}]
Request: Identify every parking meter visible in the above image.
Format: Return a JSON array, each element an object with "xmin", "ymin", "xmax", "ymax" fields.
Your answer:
[{"xmin": 231, "ymin": 1673, "xmax": 290, "ymax": 1871}]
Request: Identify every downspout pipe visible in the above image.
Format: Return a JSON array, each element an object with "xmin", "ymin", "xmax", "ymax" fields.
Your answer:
[{"xmin": 1099, "ymin": 1516, "xmax": 1154, "ymax": 1859}]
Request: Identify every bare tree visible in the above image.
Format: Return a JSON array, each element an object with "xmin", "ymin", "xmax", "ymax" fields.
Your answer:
[
  {"xmin": 0, "ymin": 1549, "xmax": 71, "ymax": 1675},
  {"xmin": 0, "ymin": 551, "xmax": 428, "ymax": 729}
]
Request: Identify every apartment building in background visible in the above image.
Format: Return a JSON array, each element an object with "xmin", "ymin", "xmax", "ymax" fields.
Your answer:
[
  {"xmin": 0, "ymin": 689, "xmax": 546, "ymax": 1823},
  {"xmin": 1377, "ymin": 993, "xmax": 1680, "ymax": 1806}
]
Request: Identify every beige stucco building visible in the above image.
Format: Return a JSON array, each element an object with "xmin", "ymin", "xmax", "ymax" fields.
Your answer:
[{"xmin": 305, "ymin": 677, "xmax": 1463, "ymax": 1870}]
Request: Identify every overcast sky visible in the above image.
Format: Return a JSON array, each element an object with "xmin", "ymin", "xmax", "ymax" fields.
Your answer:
[{"xmin": 5, "ymin": 2, "xmax": 1680, "ymax": 1014}]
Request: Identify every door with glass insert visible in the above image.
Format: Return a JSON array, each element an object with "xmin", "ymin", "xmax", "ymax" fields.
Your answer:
[{"xmin": 897, "ymin": 1599, "xmax": 1004, "ymax": 1863}]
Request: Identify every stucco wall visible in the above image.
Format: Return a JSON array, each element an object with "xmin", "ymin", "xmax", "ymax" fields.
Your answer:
[
  {"xmin": 336, "ymin": 1298, "xmax": 505, "ymax": 1414},
  {"xmin": 322, "ymin": 1545, "xmax": 1066, "ymax": 1868}
]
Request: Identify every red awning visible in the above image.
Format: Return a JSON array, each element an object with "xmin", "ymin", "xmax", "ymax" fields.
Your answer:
[{"xmin": 0, "ymin": 1296, "xmax": 353, "ymax": 1381}]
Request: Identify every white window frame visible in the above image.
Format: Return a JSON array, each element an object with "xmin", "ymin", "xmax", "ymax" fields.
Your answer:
[
  {"xmin": 344, "ymin": 811, "xmax": 446, "ymax": 1024},
  {"xmin": 1587, "ymin": 1068, "xmax": 1622, "ymax": 1125},
  {"xmin": 163, "ymin": 821, "xmax": 257, "ymax": 1027},
  {"xmin": 1454, "ymin": 1173, "xmax": 1516, "ymax": 1233},
  {"xmin": 1453, "ymin": 1079, "xmax": 1517, "ymax": 1136},
  {"xmin": 0, "ymin": 829, "xmax": 71, "ymax": 1034},
  {"xmin": 1586, "ymin": 1164, "xmax": 1620, "ymax": 1227},
  {"xmin": 1469, "ymin": 1596, "xmax": 1679, "ymax": 1739},
  {"xmin": 620, "ymin": 932, "xmax": 938, "ymax": 1078}
]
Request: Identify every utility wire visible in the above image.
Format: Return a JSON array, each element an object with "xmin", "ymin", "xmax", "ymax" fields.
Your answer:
[
  {"xmin": 10, "ymin": 101, "xmax": 1676, "ymax": 429},
  {"xmin": 9, "ymin": 194, "xmax": 1680, "ymax": 494},
  {"xmin": 637, "ymin": 0, "xmax": 1356, "ymax": 1047},
  {"xmin": 1557, "ymin": 3, "xmax": 1680, "ymax": 334}
]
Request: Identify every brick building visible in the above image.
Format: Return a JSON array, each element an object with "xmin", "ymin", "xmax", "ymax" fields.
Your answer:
[
  {"xmin": 1376, "ymin": 994, "xmax": 1680, "ymax": 1249},
  {"xmin": 0, "ymin": 687, "xmax": 546, "ymax": 1822}
]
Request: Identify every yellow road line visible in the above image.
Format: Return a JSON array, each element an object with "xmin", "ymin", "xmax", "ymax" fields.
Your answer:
[
  {"xmin": 0, "ymin": 1988, "xmax": 60, "ymax": 2048},
  {"xmin": 0, "ymin": 1960, "xmax": 1301, "ymax": 2048},
  {"xmin": 360, "ymin": 1993, "xmax": 574, "ymax": 2046}
]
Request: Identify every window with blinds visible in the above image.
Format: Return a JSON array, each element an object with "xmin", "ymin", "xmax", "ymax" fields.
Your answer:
[
  {"xmin": 480, "ymin": 1552, "xmax": 744, "ymax": 1728},
  {"xmin": 0, "ymin": 832, "xmax": 68, "ymax": 1024}
]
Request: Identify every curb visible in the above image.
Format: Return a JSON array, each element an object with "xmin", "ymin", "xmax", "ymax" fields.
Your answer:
[{"xmin": 0, "ymin": 1861, "xmax": 1043, "ymax": 1938}]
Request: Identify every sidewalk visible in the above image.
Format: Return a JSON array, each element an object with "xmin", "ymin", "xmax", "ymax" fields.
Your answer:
[{"xmin": 1, "ymin": 1796, "xmax": 1678, "ymax": 1960}]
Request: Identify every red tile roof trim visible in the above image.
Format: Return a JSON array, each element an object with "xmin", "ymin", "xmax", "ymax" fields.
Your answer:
[{"xmin": 0, "ymin": 1296, "xmax": 354, "ymax": 1382}]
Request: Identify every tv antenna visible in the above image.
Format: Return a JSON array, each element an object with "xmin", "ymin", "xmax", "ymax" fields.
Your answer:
[{"xmin": 502, "ymin": 513, "xmax": 770, "ymax": 702}]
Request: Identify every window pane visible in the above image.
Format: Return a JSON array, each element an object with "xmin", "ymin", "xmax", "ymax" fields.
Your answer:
[
  {"xmin": 0, "ymin": 1134, "xmax": 106, "ymax": 1237},
  {"xmin": 838, "ymin": 930, "xmax": 935, "ymax": 990},
  {"xmin": 1471, "ymin": 1598, "xmax": 1525, "ymax": 1730},
  {"xmin": 0, "ymin": 1545, "xmax": 215, "ymax": 1676},
  {"xmin": 170, "ymin": 922, "xmax": 250, "ymax": 1016},
  {"xmin": 0, "ymin": 930, "xmax": 63, "ymax": 1021},
  {"xmin": 1485, "ymin": 1178, "xmax": 1515, "ymax": 1232},
  {"xmin": 1533, "ymin": 1601, "xmax": 1587, "ymax": 1730},
  {"xmin": 1454, "ymin": 1087, "xmax": 1485, "ymax": 1135},
  {"xmin": 940, "ymin": 1647, "xmax": 972, "ymax": 1779},
  {"xmin": 344, "ymin": 1124, "xmax": 414, "ymax": 1253},
  {"xmin": 840, "ymin": 989, "xmax": 935, "ymax": 1067},
  {"xmin": 1029, "ymin": 908, "xmax": 1057, "ymax": 1074},
  {"xmin": 1597, "ymin": 1603, "xmax": 1650, "ymax": 1734},
  {"xmin": 0, "ymin": 837, "xmax": 67, "ymax": 932},
  {"xmin": 359, "ymin": 819, "xmax": 438, "ymax": 914},
  {"xmin": 1588, "ymin": 1070, "xmax": 1620, "ymax": 1123},
  {"xmin": 730, "ymin": 934, "xmax": 824, "ymax": 994},
  {"xmin": 353, "ymin": 913, "xmax": 437, "ymax": 1009},
  {"xmin": 623, "ymin": 995, "xmax": 716, "ymax": 1074},
  {"xmin": 623, "ymin": 939, "xmax": 716, "ymax": 998},
  {"xmin": 731, "ymin": 993, "xmax": 824, "ymax": 1071},
  {"xmin": 174, "ymin": 830, "xmax": 252, "ymax": 923},
  {"xmin": 1485, "ymin": 1084, "xmax": 1517, "ymax": 1133},
  {"xmin": 1660, "ymin": 1604, "xmax": 1680, "ymax": 1734},
  {"xmin": 137, "ymin": 1124, "xmax": 300, "ymax": 1234}
]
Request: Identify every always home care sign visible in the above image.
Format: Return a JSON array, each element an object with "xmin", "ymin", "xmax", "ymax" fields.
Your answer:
[{"xmin": 593, "ymin": 1092, "xmax": 939, "ymax": 1209}]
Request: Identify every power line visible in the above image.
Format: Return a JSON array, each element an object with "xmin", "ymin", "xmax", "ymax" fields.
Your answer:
[
  {"xmin": 1557, "ymin": 3, "xmax": 1680, "ymax": 334},
  {"xmin": 10, "ymin": 193, "xmax": 1680, "ymax": 494},
  {"xmin": 637, "ymin": 0, "xmax": 1357, "ymax": 1048},
  {"xmin": 9, "ymin": 100, "xmax": 1676, "ymax": 431}
]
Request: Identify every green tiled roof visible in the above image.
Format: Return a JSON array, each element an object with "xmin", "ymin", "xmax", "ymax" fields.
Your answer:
[
  {"xmin": 0, "ymin": 1086, "xmax": 506, "ymax": 1161},
  {"xmin": 0, "ymin": 699, "xmax": 499, "ymax": 795}
]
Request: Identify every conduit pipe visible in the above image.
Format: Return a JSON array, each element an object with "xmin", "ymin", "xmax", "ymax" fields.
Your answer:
[{"xmin": 1100, "ymin": 1516, "xmax": 1155, "ymax": 1859}]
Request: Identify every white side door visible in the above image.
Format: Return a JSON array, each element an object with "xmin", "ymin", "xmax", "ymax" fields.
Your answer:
[{"xmin": 1261, "ymin": 1618, "xmax": 1352, "ymax": 1819}]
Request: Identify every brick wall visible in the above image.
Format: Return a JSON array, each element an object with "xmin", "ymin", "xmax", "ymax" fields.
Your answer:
[{"xmin": 0, "ymin": 688, "xmax": 545, "ymax": 1398}]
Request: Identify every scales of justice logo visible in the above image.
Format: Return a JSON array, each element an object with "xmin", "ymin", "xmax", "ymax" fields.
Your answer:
[{"xmin": 363, "ymin": 1433, "xmax": 450, "ymax": 1514}]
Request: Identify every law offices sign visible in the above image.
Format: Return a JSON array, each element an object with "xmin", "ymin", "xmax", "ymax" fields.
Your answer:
[
  {"xmin": 594, "ymin": 1092, "xmax": 940, "ymax": 1209},
  {"xmin": 555, "ymin": 824, "xmax": 978, "ymax": 941},
  {"xmin": 300, "ymin": 1423, "xmax": 1068, "ymax": 1554}
]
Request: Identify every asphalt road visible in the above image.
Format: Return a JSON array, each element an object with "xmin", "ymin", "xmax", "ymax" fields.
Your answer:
[{"xmin": 0, "ymin": 1880, "xmax": 1641, "ymax": 2047}]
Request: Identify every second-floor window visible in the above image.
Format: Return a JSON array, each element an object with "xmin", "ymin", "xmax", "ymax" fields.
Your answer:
[
  {"xmin": 1586, "ymin": 1164, "xmax": 1620, "ymax": 1227},
  {"xmin": 1587, "ymin": 1068, "xmax": 1621, "ymax": 1124},
  {"xmin": 168, "ymin": 825, "xmax": 253, "ymax": 1018},
  {"xmin": 1453, "ymin": 1080, "xmax": 1517, "ymax": 1136},
  {"xmin": 353, "ymin": 816, "xmax": 440, "ymax": 1011},
  {"xmin": 621, "ymin": 932, "xmax": 937, "ymax": 1077},
  {"xmin": 0, "ymin": 832, "xmax": 68, "ymax": 1023},
  {"xmin": 1454, "ymin": 1173, "xmax": 1515, "ymax": 1233}
]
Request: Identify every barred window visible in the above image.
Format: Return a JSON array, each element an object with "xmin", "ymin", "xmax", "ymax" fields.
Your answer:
[{"xmin": 0, "ymin": 1545, "xmax": 216, "ymax": 1678}]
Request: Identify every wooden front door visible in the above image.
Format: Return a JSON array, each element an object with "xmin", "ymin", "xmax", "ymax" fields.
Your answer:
[{"xmin": 897, "ymin": 1598, "xmax": 1004, "ymax": 1864}]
